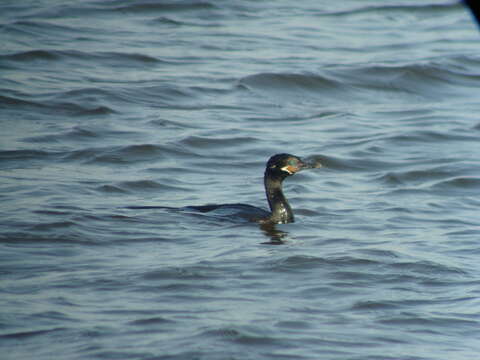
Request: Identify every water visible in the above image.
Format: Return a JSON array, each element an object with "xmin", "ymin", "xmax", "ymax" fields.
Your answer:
[{"xmin": 1, "ymin": 1, "xmax": 480, "ymax": 359}]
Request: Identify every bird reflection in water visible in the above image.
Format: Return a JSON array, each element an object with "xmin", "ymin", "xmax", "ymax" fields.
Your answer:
[{"xmin": 260, "ymin": 222, "xmax": 289, "ymax": 244}]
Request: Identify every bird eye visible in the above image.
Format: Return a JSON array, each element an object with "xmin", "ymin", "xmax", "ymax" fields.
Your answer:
[{"xmin": 288, "ymin": 159, "xmax": 297, "ymax": 166}]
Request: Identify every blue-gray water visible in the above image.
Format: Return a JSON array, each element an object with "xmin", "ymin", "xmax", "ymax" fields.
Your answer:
[{"xmin": 2, "ymin": 1, "xmax": 480, "ymax": 359}]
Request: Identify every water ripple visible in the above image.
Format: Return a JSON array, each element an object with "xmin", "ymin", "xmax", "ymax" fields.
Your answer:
[{"xmin": 1, "ymin": 1, "xmax": 480, "ymax": 360}]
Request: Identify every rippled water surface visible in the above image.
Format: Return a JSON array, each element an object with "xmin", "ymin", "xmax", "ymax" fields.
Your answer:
[{"xmin": 2, "ymin": 1, "xmax": 480, "ymax": 359}]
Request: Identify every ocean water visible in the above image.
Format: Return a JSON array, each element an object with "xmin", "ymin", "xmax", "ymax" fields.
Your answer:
[{"xmin": 1, "ymin": 1, "xmax": 480, "ymax": 359}]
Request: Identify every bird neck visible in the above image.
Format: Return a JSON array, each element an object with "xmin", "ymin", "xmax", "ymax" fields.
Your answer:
[{"xmin": 264, "ymin": 171, "xmax": 294, "ymax": 224}]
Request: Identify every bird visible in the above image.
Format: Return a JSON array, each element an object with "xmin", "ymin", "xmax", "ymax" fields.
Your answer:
[{"xmin": 187, "ymin": 153, "xmax": 320, "ymax": 224}]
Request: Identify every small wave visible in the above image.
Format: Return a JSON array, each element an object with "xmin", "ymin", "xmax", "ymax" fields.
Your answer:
[
  {"xmin": 0, "ymin": 88, "xmax": 122, "ymax": 116},
  {"xmin": 60, "ymin": 148, "xmax": 99, "ymax": 163},
  {"xmin": 128, "ymin": 317, "xmax": 174, "ymax": 326},
  {"xmin": 29, "ymin": 221, "xmax": 77, "ymax": 232},
  {"xmin": 119, "ymin": 144, "xmax": 163, "ymax": 156},
  {"xmin": 80, "ymin": 105, "xmax": 115, "ymax": 116},
  {"xmin": 0, "ymin": 92, "xmax": 115, "ymax": 117},
  {"xmin": 178, "ymin": 135, "xmax": 259, "ymax": 150},
  {"xmin": 351, "ymin": 300, "xmax": 401, "ymax": 311},
  {"xmin": 0, "ymin": 19, "xmax": 78, "ymax": 38},
  {"xmin": 379, "ymin": 315, "xmax": 478, "ymax": 329},
  {"xmin": 2, "ymin": 49, "xmax": 61, "ymax": 62},
  {"xmin": 13, "ymin": 1, "xmax": 217, "ymax": 19},
  {"xmin": 431, "ymin": 177, "xmax": 480, "ymax": 192},
  {"xmin": 121, "ymin": 180, "xmax": 163, "ymax": 190},
  {"xmin": 1, "ymin": 49, "xmax": 161, "ymax": 68},
  {"xmin": 321, "ymin": 2, "xmax": 461, "ymax": 17},
  {"xmin": 202, "ymin": 326, "xmax": 277, "ymax": 346},
  {"xmin": 118, "ymin": 84, "xmax": 200, "ymax": 108},
  {"xmin": 239, "ymin": 72, "xmax": 340, "ymax": 93},
  {"xmin": 119, "ymin": 180, "xmax": 186, "ymax": 193},
  {"xmin": 44, "ymin": 102, "xmax": 115, "ymax": 117},
  {"xmin": 0, "ymin": 327, "xmax": 68, "ymax": 340},
  {"xmin": 0, "ymin": 149, "xmax": 61, "ymax": 169},
  {"xmin": 147, "ymin": 118, "xmax": 200, "ymax": 130},
  {"xmin": 64, "ymin": 144, "xmax": 165, "ymax": 164},
  {"xmin": 390, "ymin": 260, "xmax": 466, "ymax": 276},
  {"xmin": 376, "ymin": 167, "xmax": 452, "ymax": 186},
  {"xmin": 149, "ymin": 16, "xmax": 220, "ymax": 27},
  {"xmin": 50, "ymin": 103, "xmax": 115, "ymax": 116},
  {"xmin": 95, "ymin": 185, "xmax": 128, "ymax": 194},
  {"xmin": 334, "ymin": 60, "xmax": 477, "ymax": 100},
  {"xmin": 0, "ymin": 231, "xmax": 95, "ymax": 246},
  {"xmin": 46, "ymin": 88, "xmax": 121, "ymax": 115},
  {"xmin": 0, "ymin": 94, "xmax": 45, "ymax": 110},
  {"xmin": 112, "ymin": 1, "xmax": 216, "ymax": 13},
  {"xmin": 110, "ymin": 52, "xmax": 159, "ymax": 63},
  {"xmin": 64, "ymin": 143, "xmax": 200, "ymax": 165},
  {"xmin": 89, "ymin": 51, "xmax": 161, "ymax": 65},
  {"xmin": 269, "ymin": 255, "xmax": 380, "ymax": 272},
  {"xmin": 358, "ymin": 248, "xmax": 399, "ymax": 259},
  {"xmin": 151, "ymin": 16, "xmax": 184, "ymax": 25},
  {"xmin": 142, "ymin": 264, "xmax": 221, "ymax": 281},
  {"xmin": 49, "ymin": 87, "xmax": 118, "ymax": 100},
  {"xmin": 385, "ymin": 130, "xmax": 476, "ymax": 144},
  {"xmin": 66, "ymin": 126, "xmax": 98, "ymax": 139}
]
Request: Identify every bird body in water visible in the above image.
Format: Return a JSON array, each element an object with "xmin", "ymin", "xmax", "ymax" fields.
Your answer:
[
  {"xmin": 127, "ymin": 154, "xmax": 320, "ymax": 224},
  {"xmin": 188, "ymin": 153, "xmax": 320, "ymax": 224}
]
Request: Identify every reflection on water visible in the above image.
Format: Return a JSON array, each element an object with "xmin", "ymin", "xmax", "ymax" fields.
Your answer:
[
  {"xmin": 260, "ymin": 222, "xmax": 289, "ymax": 244},
  {"xmin": 1, "ymin": 1, "xmax": 480, "ymax": 360}
]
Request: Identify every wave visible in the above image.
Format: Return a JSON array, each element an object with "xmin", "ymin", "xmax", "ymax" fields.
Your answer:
[
  {"xmin": 0, "ymin": 94, "xmax": 45, "ymax": 110},
  {"xmin": 62, "ymin": 143, "xmax": 197, "ymax": 165},
  {"xmin": 0, "ymin": 49, "xmax": 161, "ymax": 65},
  {"xmin": 178, "ymin": 135, "xmax": 260, "ymax": 150},
  {"xmin": 319, "ymin": 2, "xmax": 461, "ymax": 17},
  {"xmin": 149, "ymin": 15, "xmax": 221, "ymax": 27},
  {"xmin": 128, "ymin": 317, "xmax": 174, "ymax": 326},
  {"xmin": 201, "ymin": 326, "xmax": 278, "ymax": 346},
  {"xmin": 2, "ymin": 49, "xmax": 61, "ymax": 62},
  {"xmin": 118, "ymin": 180, "xmax": 189, "ymax": 193},
  {"xmin": 376, "ymin": 167, "xmax": 453, "ymax": 186},
  {"xmin": 94, "ymin": 184, "xmax": 128, "ymax": 194},
  {"xmin": 0, "ymin": 327, "xmax": 69, "ymax": 340},
  {"xmin": 23, "ymin": 126, "xmax": 141, "ymax": 149},
  {"xmin": 331, "ymin": 61, "xmax": 480, "ymax": 101},
  {"xmin": 0, "ymin": 230, "xmax": 96, "ymax": 246},
  {"xmin": 29, "ymin": 220, "xmax": 77, "ymax": 232},
  {"xmin": 238, "ymin": 72, "xmax": 341, "ymax": 94},
  {"xmin": 0, "ymin": 92, "xmax": 116, "ymax": 117},
  {"xmin": 0, "ymin": 149, "xmax": 60, "ymax": 166},
  {"xmin": 238, "ymin": 55, "xmax": 480, "ymax": 107},
  {"xmin": 0, "ymin": 19, "xmax": 79, "ymax": 38},
  {"xmin": 112, "ymin": 1, "xmax": 216, "ymax": 14},
  {"xmin": 268, "ymin": 255, "xmax": 380, "ymax": 272},
  {"xmin": 431, "ymin": 176, "xmax": 480, "ymax": 192}
]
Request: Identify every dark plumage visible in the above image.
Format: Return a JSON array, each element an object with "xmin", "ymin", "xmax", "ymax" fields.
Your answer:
[
  {"xmin": 190, "ymin": 153, "xmax": 319, "ymax": 224},
  {"xmin": 127, "ymin": 154, "xmax": 320, "ymax": 224}
]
